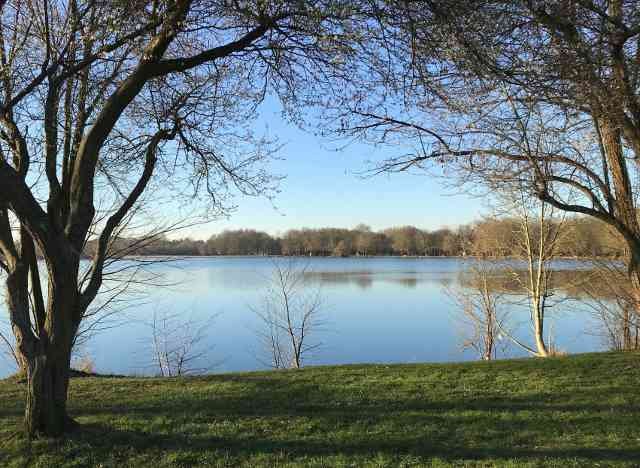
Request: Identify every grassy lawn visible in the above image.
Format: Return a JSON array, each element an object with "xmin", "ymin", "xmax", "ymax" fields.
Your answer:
[{"xmin": 1, "ymin": 352, "xmax": 639, "ymax": 467}]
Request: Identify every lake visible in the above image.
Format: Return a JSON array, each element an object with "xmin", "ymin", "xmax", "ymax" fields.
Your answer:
[{"xmin": 0, "ymin": 256, "xmax": 605, "ymax": 378}]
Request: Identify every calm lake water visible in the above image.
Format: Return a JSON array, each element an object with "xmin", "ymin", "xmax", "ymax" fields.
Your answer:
[{"xmin": 0, "ymin": 257, "xmax": 604, "ymax": 378}]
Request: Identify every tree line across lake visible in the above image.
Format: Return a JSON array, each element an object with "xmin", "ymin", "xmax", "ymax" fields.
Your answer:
[{"xmin": 86, "ymin": 216, "xmax": 626, "ymax": 258}]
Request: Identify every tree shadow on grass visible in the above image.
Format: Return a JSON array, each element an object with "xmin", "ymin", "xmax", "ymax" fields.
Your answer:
[
  {"xmin": 59, "ymin": 421, "xmax": 640, "ymax": 464},
  {"xmin": 70, "ymin": 374, "xmax": 640, "ymax": 418},
  {"xmin": 3, "ymin": 368, "xmax": 640, "ymax": 464},
  {"xmin": 59, "ymin": 375, "xmax": 640, "ymax": 464}
]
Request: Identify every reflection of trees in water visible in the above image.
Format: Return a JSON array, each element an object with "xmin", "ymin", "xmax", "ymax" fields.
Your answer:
[
  {"xmin": 354, "ymin": 276, "xmax": 374, "ymax": 289},
  {"xmin": 304, "ymin": 271, "xmax": 373, "ymax": 289},
  {"xmin": 396, "ymin": 278, "xmax": 418, "ymax": 288},
  {"xmin": 299, "ymin": 265, "xmax": 630, "ymax": 298},
  {"xmin": 305, "ymin": 271, "xmax": 427, "ymax": 289},
  {"xmin": 457, "ymin": 269, "xmax": 599, "ymax": 299},
  {"xmin": 456, "ymin": 264, "xmax": 639, "ymax": 352}
]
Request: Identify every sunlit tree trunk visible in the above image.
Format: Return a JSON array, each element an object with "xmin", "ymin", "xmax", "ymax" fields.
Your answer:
[
  {"xmin": 531, "ymin": 298, "xmax": 549, "ymax": 357},
  {"xmin": 625, "ymin": 255, "xmax": 640, "ymax": 350},
  {"xmin": 599, "ymin": 119, "xmax": 640, "ymax": 340}
]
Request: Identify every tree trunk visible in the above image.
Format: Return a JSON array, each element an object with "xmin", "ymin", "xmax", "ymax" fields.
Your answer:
[
  {"xmin": 600, "ymin": 118, "xmax": 640, "ymax": 343},
  {"xmin": 621, "ymin": 306, "xmax": 632, "ymax": 350},
  {"xmin": 24, "ymin": 347, "xmax": 74, "ymax": 437},
  {"xmin": 12, "ymin": 258, "xmax": 81, "ymax": 438},
  {"xmin": 531, "ymin": 298, "xmax": 549, "ymax": 357},
  {"xmin": 533, "ymin": 319, "xmax": 549, "ymax": 357},
  {"xmin": 626, "ymin": 251, "xmax": 640, "ymax": 351}
]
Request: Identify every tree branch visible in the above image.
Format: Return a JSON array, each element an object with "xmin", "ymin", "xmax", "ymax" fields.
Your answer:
[
  {"xmin": 80, "ymin": 128, "xmax": 175, "ymax": 313},
  {"xmin": 154, "ymin": 17, "xmax": 282, "ymax": 75}
]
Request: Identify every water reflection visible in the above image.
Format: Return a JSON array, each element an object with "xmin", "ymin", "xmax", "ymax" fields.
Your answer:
[
  {"xmin": 0, "ymin": 257, "xmax": 609, "ymax": 378},
  {"xmin": 456, "ymin": 267, "xmax": 619, "ymax": 299},
  {"xmin": 307, "ymin": 271, "xmax": 428, "ymax": 289}
]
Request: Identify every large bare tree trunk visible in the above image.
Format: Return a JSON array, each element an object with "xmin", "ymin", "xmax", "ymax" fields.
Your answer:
[
  {"xmin": 24, "ymin": 345, "xmax": 74, "ymax": 436},
  {"xmin": 597, "ymin": 118, "xmax": 640, "ymax": 348},
  {"xmin": 7, "ymin": 258, "xmax": 80, "ymax": 437},
  {"xmin": 625, "ymin": 250, "xmax": 640, "ymax": 350}
]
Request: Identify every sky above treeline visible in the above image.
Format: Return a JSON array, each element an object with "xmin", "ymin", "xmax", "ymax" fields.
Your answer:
[{"xmin": 171, "ymin": 98, "xmax": 485, "ymax": 240}]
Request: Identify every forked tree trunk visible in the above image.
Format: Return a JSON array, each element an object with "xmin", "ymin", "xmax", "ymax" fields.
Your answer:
[
  {"xmin": 8, "ymin": 261, "xmax": 81, "ymax": 438},
  {"xmin": 25, "ymin": 346, "xmax": 74, "ymax": 437}
]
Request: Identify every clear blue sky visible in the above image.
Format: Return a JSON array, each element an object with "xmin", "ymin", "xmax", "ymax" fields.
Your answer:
[{"xmin": 173, "ymin": 99, "xmax": 485, "ymax": 240}]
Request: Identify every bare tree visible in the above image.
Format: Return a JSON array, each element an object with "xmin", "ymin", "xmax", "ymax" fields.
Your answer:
[
  {"xmin": 447, "ymin": 261, "xmax": 510, "ymax": 361},
  {"xmin": 582, "ymin": 259, "xmax": 640, "ymax": 351},
  {"xmin": 498, "ymin": 190, "xmax": 569, "ymax": 358},
  {"xmin": 0, "ymin": 213, "xmax": 184, "ymax": 377},
  {"xmin": 252, "ymin": 259, "xmax": 325, "ymax": 369},
  {"xmin": 145, "ymin": 309, "xmax": 216, "ymax": 377},
  {"xmin": 327, "ymin": 1, "xmax": 640, "ymax": 343},
  {"xmin": 0, "ymin": 0, "xmax": 375, "ymax": 436}
]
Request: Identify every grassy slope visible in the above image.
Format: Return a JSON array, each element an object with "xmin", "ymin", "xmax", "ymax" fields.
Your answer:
[{"xmin": 1, "ymin": 352, "xmax": 639, "ymax": 467}]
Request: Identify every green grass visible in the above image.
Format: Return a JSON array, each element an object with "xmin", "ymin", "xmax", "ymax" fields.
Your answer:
[{"xmin": 1, "ymin": 352, "xmax": 639, "ymax": 467}]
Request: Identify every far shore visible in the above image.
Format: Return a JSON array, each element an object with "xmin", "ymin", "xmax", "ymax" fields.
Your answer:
[{"xmin": 100, "ymin": 254, "xmax": 622, "ymax": 261}]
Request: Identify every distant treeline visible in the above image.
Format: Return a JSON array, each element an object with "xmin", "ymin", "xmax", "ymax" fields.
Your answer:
[{"xmin": 85, "ymin": 217, "xmax": 627, "ymax": 258}]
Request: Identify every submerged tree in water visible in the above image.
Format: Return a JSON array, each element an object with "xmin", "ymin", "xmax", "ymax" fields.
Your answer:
[
  {"xmin": 252, "ymin": 258, "xmax": 325, "ymax": 369},
  {"xmin": 500, "ymin": 190, "xmax": 569, "ymax": 358},
  {"xmin": 448, "ymin": 262, "xmax": 510, "ymax": 361}
]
